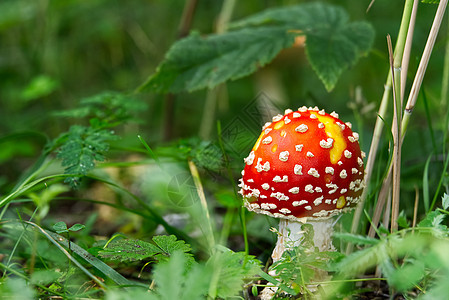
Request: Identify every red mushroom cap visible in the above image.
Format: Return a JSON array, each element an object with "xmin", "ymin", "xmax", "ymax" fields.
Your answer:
[{"xmin": 239, "ymin": 107, "xmax": 365, "ymax": 222}]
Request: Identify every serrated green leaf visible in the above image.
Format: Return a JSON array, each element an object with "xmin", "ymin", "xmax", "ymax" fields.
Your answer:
[
  {"xmin": 387, "ymin": 260, "xmax": 425, "ymax": 292},
  {"xmin": 99, "ymin": 239, "xmax": 160, "ymax": 262},
  {"xmin": 442, "ymin": 193, "xmax": 449, "ymax": 210},
  {"xmin": 152, "ymin": 235, "xmax": 191, "ymax": 254},
  {"xmin": 333, "ymin": 232, "xmax": 380, "ymax": 246},
  {"xmin": 99, "ymin": 235, "xmax": 193, "ymax": 265},
  {"xmin": 140, "ymin": 27, "xmax": 294, "ymax": 93},
  {"xmin": 53, "ymin": 91, "xmax": 146, "ymax": 126},
  {"xmin": 152, "ymin": 251, "xmax": 185, "ymax": 300},
  {"xmin": 306, "ymin": 20, "xmax": 374, "ymax": 91},
  {"xmin": 152, "ymin": 235, "xmax": 194, "ymax": 266},
  {"xmin": 191, "ymin": 141, "xmax": 223, "ymax": 172},
  {"xmin": 418, "ymin": 211, "xmax": 446, "ymax": 229},
  {"xmin": 56, "ymin": 125, "xmax": 117, "ymax": 188},
  {"xmin": 141, "ymin": 3, "xmax": 374, "ymax": 93},
  {"xmin": 151, "ymin": 251, "xmax": 210, "ymax": 300},
  {"xmin": 335, "ymin": 242, "xmax": 383, "ymax": 277},
  {"xmin": 397, "ymin": 211, "xmax": 409, "ymax": 228},
  {"xmin": 231, "ymin": 3, "xmax": 374, "ymax": 91},
  {"xmin": 207, "ymin": 250, "xmax": 262, "ymax": 299}
]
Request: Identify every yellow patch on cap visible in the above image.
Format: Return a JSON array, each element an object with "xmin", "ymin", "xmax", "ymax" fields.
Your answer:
[
  {"xmin": 311, "ymin": 112, "xmax": 347, "ymax": 164},
  {"xmin": 336, "ymin": 196, "xmax": 346, "ymax": 209},
  {"xmin": 253, "ymin": 132, "xmax": 264, "ymax": 151},
  {"xmin": 274, "ymin": 120, "xmax": 284, "ymax": 130}
]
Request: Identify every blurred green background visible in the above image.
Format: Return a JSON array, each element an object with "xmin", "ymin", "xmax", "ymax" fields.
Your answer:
[{"xmin": 1, "ymin": 0, "xmax": 447, "ymax": 216}]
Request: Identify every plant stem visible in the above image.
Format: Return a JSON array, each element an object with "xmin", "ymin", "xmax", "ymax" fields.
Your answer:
[
  {"xmin": 188, "ymin": 160, "xmax": 216, "ymax": 252},
  {"xmin": 402, "ymin": 0, "xmax": 448, "ymax": 137},
  {"xmin": 441, "ymin": 15, "xmax": 449, "ymax": 111},
  {"xmin": 349, "ymin": 0, "xmax": 414, "ymax": 246},
  {"xmin": 400, "ymin": 0, "xmax": 419, "ymax": 101},
  {"xmin": 388, "ymin": 34, "xmax": 403, "ymax": 232}
]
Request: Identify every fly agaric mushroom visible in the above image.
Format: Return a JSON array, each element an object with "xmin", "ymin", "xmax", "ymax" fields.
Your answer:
[{"xmin": 239, "ymin": 106, "xmax": 365, "ymax": 263}]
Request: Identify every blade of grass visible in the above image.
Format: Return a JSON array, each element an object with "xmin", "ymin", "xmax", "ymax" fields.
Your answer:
[
  {"xmin": 23, "ymin": 221, "xmax": 110, "ymax": 289},
  {"xmin": 412, "ymin": 185, "xmax": 419, "ymax": 228},
  {"xmin": 137, "ymin": 135, "xmax": 162, "ymax": 167},
  {"xmin": 0, "ymin": 174, "xmax": 70, "ymax": 209},
  {"xmin": 421, "ymin": 88, "xmax": 437, "ymax": 152},
  {"xmin": 257, "ymin": 269, "xmax": 297, "ymax": 296},
  {"xmin": 86, "ymin": 175, "xmax": 202, "ymax": 251},
  {"xmin": 188, "ymin": 160, "xmax": 215, "ymax": 252},
  {"xmin": 429, "ymin": 152, "xmax": 449, "ymax": 211},
  {"xmin": 423, "ymin": 154, "xmax": 433, "ymax": 212}
]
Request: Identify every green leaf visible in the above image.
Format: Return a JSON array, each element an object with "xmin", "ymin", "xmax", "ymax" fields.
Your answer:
[
  {"xmin": 335, "ymin": 242, "xmax": 383, "ymax": 277},
  {"xmin": 99, "ymin": 239, "xmax": 160, "ymax": 262},
  {"xmin": 68, "ymin": 223, "xmax": 85, "ymax": 232},
  {"xmin": 55, "ymin": 125, "xmax": 117, "ymax": 188},
  {"xmin": 151, "ymin": 251, "xmax": 210, "ymax": 300},
  {"xmin": 152, "ymin": 235, "xmax": 194, "ymax": 266},
  {"xmin": 20, "ymin": 74, "xmax": 59, "ymax": 101},
  {"xmin": 421, "ymin": 0, "xmax": 439, "ymax": 3},
  {"xmin": 333, "ymin": 232, "xmax": 380, "ymax": 246},
  {"xmin": 106, "ymin": 287, "xmax": 158, "ymax": 300},
  {"xmin": 0, "ymin": 278, "xmax": 35, "ymax": 300},
  {"xmin": 30, "ymin": 269, "xmax": 61, "ymax": 285},
  {"xmin": 53, "ymin": 91, "xmax": 146, "ymax": 126},
  {"xmin": 53, "ymin": 221, "xmax": 68, "ymax": 233},
  {"xmin": 397, "ymin": 211, "xmax": 409, "ymax": 228},
  {"xmin": 418, "ymin": 210, "xmax": 447, "ymax": 231},
  {"xmin": 207, "ymin": 250, "xmax": 262, "ymax": 299},
  {"xmin": 387, "ymin": 260, "xmax": 425, "ymax": 292},
  {"xmin": 442, "ymin": 193, "xmax": 449, "ymax": 210},
  {"xmin": 305, "ymin": 20, "xmax": 374, "ymax": 91},
  {"xmin": 231, "ymin": 3, "xmax": 374, "ymax": 91},
  {"xmin": 152, "ymin": 235, "xmax": 191, "ymax": 255},
  {"xmin": 235, "ymin": 3, "xmax": 375, "ymax": 91},
  {"xmin": 141, "ymin": 3, "xmax": 374, "ymax": 93},
  {"xmin": 140, "ymin": 27, "xmax": 295, "ymax": 93},
  {"xmin": 99, "ymin": 235, "xmax": 194, "ymax": 265}
]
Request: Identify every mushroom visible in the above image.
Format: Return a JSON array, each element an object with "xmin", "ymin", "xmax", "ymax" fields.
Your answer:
[{"xmin": 239, "ymin": 106, "xmax": 365, "ymax": 289}]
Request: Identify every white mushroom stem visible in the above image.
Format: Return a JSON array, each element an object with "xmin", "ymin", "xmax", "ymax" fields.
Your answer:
[
  {"xmin": 261, "ymin": 218, "xmax": 336, "ymax": 299},
  {"xmin": 272, "ymin": 218, "xmax": 336, "ymax": 263}
]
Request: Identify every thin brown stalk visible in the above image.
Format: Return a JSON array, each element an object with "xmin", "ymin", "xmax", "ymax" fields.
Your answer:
[
  {"xmin": 402, "ymin": 0, "xmax": 449, "ymax": 137},
  {"xmin": 388, "ymin": 34, "xmax": 402, "ymax": 233},
  {"xmin": 382, "ymin": 189, "xmax": 392, "ymax": 233},
  {"xmin": 368, "ymin": 168, "xmax": 393, "ymax": 237},
  {"xmin": 401, "ymin": 0, "xmax": 419, "ymax": 101},
  {"xmin": 349, "ymin": 0, "xmax": 414, "ymax": 246},
  {"xmin": 367, "ymin": 0, "xmax": 446, "ymax": 236}
]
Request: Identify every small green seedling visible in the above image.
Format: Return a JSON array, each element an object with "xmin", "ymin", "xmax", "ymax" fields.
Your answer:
[{"xmin": 53, "ymin": 221, "xmax": 85, "ymax": 234}]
